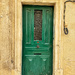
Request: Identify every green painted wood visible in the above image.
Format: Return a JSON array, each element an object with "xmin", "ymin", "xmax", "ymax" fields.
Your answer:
[
  {"xmin": 22, "ymin": 5, "xmax": 54, "ymax": 75},
  {"xmin": 26, "ymin": 9, "xmax": 32, "ymax": 44}
]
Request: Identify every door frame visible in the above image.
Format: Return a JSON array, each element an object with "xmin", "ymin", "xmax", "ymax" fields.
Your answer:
[{"xmin": 15, "ymin": 0, "xmax": 63, "ymax": 75}]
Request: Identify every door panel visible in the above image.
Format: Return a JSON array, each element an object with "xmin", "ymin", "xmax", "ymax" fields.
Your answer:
[
  {"xmin": 22, "ymin": 5, "xmax": 54, "ymax": 75},
  {"xmin": 26, "ymin": 9, "xmax": 32, "ymax": 44}
]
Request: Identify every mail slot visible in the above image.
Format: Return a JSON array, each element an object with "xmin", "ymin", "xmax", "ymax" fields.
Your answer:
[{"xmin": 34, "ymin": 53, "xmax": 41, "ymax": 55}]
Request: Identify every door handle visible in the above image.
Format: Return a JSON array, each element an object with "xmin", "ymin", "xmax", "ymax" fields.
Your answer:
[{"xmin": 37, "ymin": 45, "xmax": 39, "ymax": 48}]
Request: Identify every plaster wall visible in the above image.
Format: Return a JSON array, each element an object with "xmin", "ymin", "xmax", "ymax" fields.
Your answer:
[
  {"xmin": 0, "ymin": 0, "xmax": 75, "ymax": 75},
  {"xmin": 63, "ymin": 2, "xmax": 75, "ymax": 75}
]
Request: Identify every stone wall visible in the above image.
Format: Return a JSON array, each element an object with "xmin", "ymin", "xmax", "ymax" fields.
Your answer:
[
  {"xmin": 63, "ymin": 2, "xmax": 75, "ymax": 75},
  {"xmin": 0, "ymin": 0, "xmax": 15, "ymax": 75},
  {"xmin": 0, "ymin": 0, "xmax": 75, "ymax": 75}
]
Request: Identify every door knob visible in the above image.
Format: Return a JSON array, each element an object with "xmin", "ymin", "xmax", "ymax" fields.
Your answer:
[{"xmin": 37, "ymin": 45, "xmax": 39, "ymax": 48}]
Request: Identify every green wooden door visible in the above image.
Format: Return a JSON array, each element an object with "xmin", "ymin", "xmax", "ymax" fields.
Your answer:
[{"xmin": 22, "ymin": 5, "xmax": 54, "ymax": 75}]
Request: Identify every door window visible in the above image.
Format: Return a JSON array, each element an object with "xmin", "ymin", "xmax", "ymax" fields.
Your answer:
[{"xmin": 34, "ymin": 10, "xmax": 42, "ymax": 40}]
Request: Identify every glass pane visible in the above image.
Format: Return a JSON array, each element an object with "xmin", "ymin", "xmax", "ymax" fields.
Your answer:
[{"xmin": 34, "ymin": 10, "xmax": 42, "ymax": 40}]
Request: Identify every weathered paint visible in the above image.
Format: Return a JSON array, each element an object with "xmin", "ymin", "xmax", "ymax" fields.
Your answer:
[
  {"xmin": 22, "ymin": 5, "xmax": 53, "ymax": 75},
  {"xmin": 0, "ymin": 0, "xmax": 75, "ymax": 75}
]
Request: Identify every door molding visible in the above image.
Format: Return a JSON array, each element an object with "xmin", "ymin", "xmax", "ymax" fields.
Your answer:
[{"xmin": 15, "ymin": 0, "xmax": 63, "ymax": 75}]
